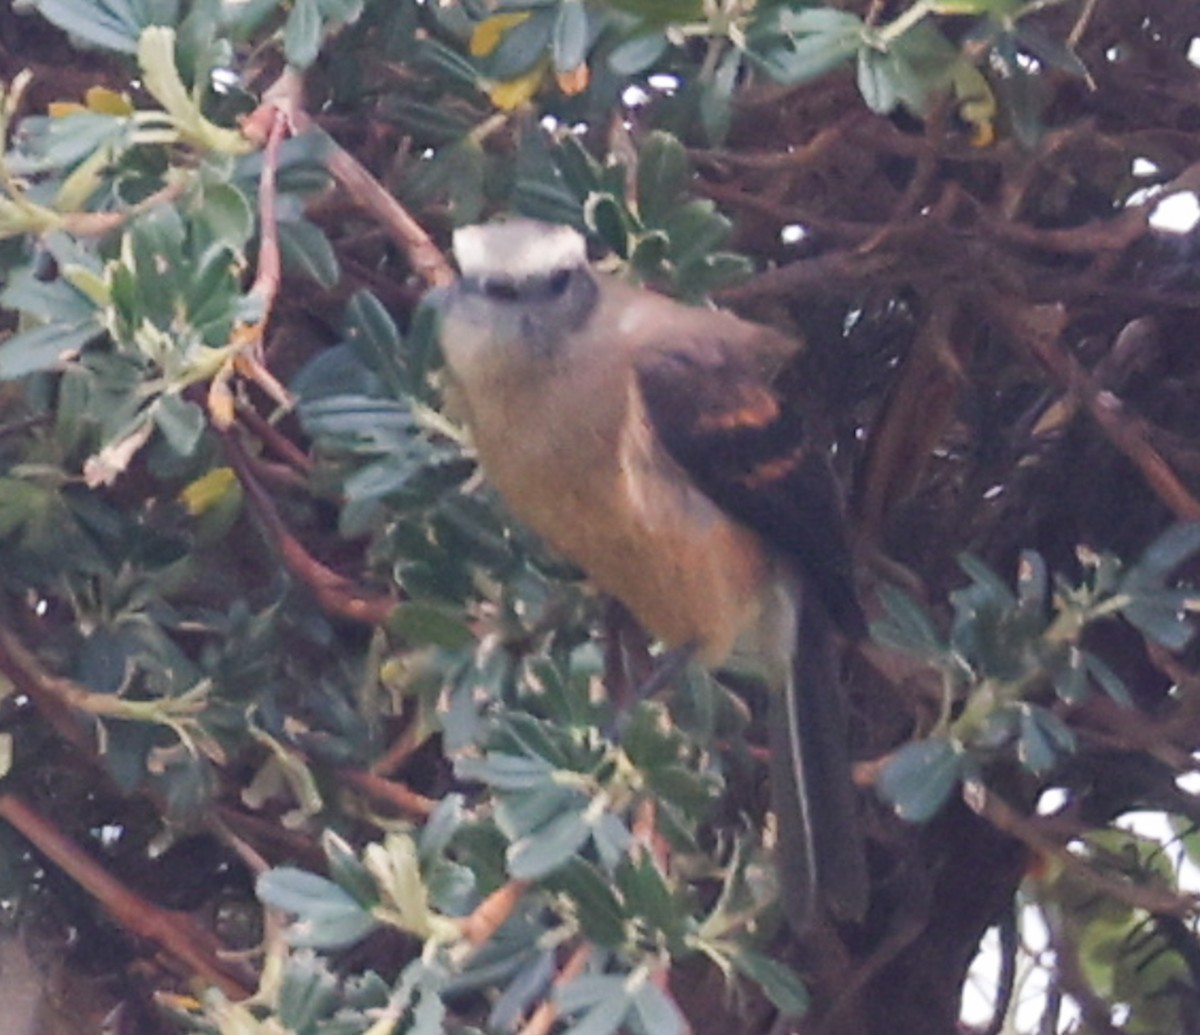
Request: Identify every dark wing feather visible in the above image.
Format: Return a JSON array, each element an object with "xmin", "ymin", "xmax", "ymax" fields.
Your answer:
[
  {"xmin": 634, "ymin": 343, "xmax": 865, "ymax": 638},
  {"xmin": 636, "ymin": 338, "xmax": 869, "ymax": 926}
]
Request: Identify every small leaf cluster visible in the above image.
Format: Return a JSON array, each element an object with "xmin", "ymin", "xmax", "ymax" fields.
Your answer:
[{"xmin": 874, "ymin": 526, "xmax": 1200, "ymax": 822}]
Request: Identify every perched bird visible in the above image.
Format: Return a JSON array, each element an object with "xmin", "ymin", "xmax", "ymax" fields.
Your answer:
[{"xmin": 435, "ymin": 218, "xmax": 867, "ymax": 929}]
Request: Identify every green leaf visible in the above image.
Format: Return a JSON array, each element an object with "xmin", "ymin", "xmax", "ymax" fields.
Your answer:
[
  {"xmin": 285, "ymin": 0, "xmax": 322, "ymax": 68},
  {"xmin": 1124, "ymin": 523, "xmax": 1200, "ymax": 588},
  {"xmin": 341, "ymin": 289, "xmax": 405, "ymax": 392},
  {"xmin": 456, "ymin": 752, "xmax": 556, "ymax": 791},
  {"xmin": 196, "ymin": 181, "xmax": 254, "ymax": 249},
  {"xmin": 1083, "ymin": 651, "xmax": 1132, "ymax": 707},
  {"xmin": 0, "ymin": 320, "xmax": 104, "ymax": 379},
  {"xmin": 278, "ymin": 952, "xmax": 340, "ymax": 1032},
  {"xmin": 632, "ymin": 981, "xmax": 686, "ymax": 1035},
  {"xmin": 636, "ymin": 131, "xmax": 689, "ymax": 228},
  {"xmin": 585, "ymin": 192, "xmax": 631, "ymax": 257},
  {"xmin": 323, "ymin": 830, "xmax": 380, "ymax": 907},
  {"xmin": 507, "ymin": 803, "xmax": 591, "ymax": 879},
  {"xmin": 278, "ymin": 217, "xmax": 341, "ymax": 288},
  {"xmin": 547, "ymin": 858, "xmax": 626, "ymax": 948},
  {"xmin": 419, "ymin": 794, "xmax": 466, "ymax": 861},
  {"xmin": 732, "ymin": 949, "xmax": 809, "ymax": 1017},
  {"xmin": 257, "ymin": 867, "xmax": 381, "ymax": 948},
  {"xmin": 857, "ymin": 46, "xmax": 898, "ymax": 114},
  {"xmin": 1017, "ymin": 705, "xmax": 1075, "ymax": 774},
  {"xmin": 608, "ymin": 31, "xmax": 667, "ymax": 76},
  {"xmin": 614, "ymin": 854, "xmax": 678, "ymax": 940},
  {"xmin": 552, "ymin": 0, "xmax": 590, "ymax": 73},
  {"xmin": 870, "ymin": 583, "xmax": 947, "ymax": 659},
  {"xmin": 389, "ymin": 601, "xmax": 475, "ymax": 650},
  {"xmin": 876, "ymin": 737, "xmax": 964, "ymax": 822},
  {"xmin": 25, "ymin": 0, "xmax": 145, "ymax": 53},
  {"xmin": 557, "ymin": 975, "xmax": 633, "ymax": 1035},
  {"xmin": 485, "ymin": 7, "xmax": 556, "ymax": 79},
  {"xmin": 152, "ymin": 395, "xmax": 206, "ymax": 456},
  {"xmin": 1120, "ymin": 590, "xmax": 1196, "ymax": 652}
]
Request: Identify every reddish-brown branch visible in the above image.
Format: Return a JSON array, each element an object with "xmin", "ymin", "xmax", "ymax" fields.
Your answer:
[
  {"xmin": 222, "ymin": 431, "xmax": 395, "ymax": 625},
  {"xmin": 458, "ymin": 879, "xmax": 530, "ymax": 947},
  {"xmin": 517, "ymin": 941, "xmax": 592, "ymax": 1035},
  {"xmin": 971, "ymin": 788, "xmax": 1196, "ymax": 917},
  {"xmin": 0, "ymin": 793, "xmax": 255, "ymax": 999},
  {"xmin": 0, "ymin": 620, "xmax": 94, "ymax": 753},
  {"xmin": 236, "ymin": 402, "xmax": 313, "ymax": 475},
  {"xmin": 987, "ymin": 297, "xmax": 1200, "ymax": 521},
  {"xmin": 289, "ymin": 110, "xmax": 455, "ymax": 290},
  {"xmin": 336, "ymin": 767, "xmax": 437, "ymax": 818}
]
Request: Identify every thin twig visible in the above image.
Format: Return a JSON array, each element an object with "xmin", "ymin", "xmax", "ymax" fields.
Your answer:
[
  {"xmin": 222, "ymin": 431, "xmax": 395, "ymax": 625},
  {"xmin": 0, "ymin": 792, "xmax": 255, "ymax": 999}
]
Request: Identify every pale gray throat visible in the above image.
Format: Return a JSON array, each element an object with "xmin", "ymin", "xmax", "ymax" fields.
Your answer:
[{"xmin": 460, "ymin": 265, "xmax": 600, "ymax": 358}]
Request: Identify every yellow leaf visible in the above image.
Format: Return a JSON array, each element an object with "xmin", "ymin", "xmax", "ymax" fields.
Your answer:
[
  {"xmin": 470, "ymin": 11, "xmax": 530, "ymax": 57},
  {"xmin": 487, "ymin": 63, "xmax": 547, "ymax": 110},
  {"xmin": 85, "ymin": 86, "xmax": 134, "ymax": 116},
  {"xmin": 47, "ymin": 101, "xmax": 86, "ymax": 117},
  {"xmin": 179, "ymin": 466, "xmax": 239, "ymax": 516}
]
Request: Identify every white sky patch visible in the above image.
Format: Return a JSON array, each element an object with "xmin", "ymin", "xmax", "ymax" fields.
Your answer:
[
  {"xmin": 647, "ymin": 73, "xmax": 680, "ymax": 94},
  {"xmin": 961, "ymin": 905, "xmax": 1081, "ymax": 1033},
  {"xmin": 540, "ymin": 114, "xmax": 559, "ymax": 132},
  {"xmin": 1131, "ymin": 156, "xmax": 1159, "ymax": 177},
  {"xmin": 622, "ymin": 84, "xmax": 651, "ymax": 108},
  {"xmin": 211, "ymin": 67, "xmax": 238, "ymax": 93},
  {"xmin": 1149, "ymin": 191, "xmax": 1200, "ymax": 234},
  {"xmin": 1189, "ymin": 37, "xmax": 1200, "ymax": 68},
  {"xmin": 1036, "ymin": 786, "xmax": 1068, "ymax": 815},
  {"xmin": 780, "ymin": 223, "xmax": 807, "ymax": 245},
  {"xmin": 1118, "ymin": 809, "xmax": 1200, "ymax": 893}
]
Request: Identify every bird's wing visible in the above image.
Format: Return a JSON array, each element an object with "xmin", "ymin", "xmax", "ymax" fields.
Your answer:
[
  {"xmin": 635, "ymin": 333, "xmax": 869, "ymax": 927},
  {"xmin": 633, "ymin": 337, "xmax": 864, "ymax": 638}
]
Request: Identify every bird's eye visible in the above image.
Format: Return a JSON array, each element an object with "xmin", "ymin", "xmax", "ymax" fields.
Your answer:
[
  {"xmin": 483, "ymin": 278, "xmax": 521, "ymax": 302},
  {"xmin": 547, "ymin": 268, "xmax": 572, "ymax": 296}
]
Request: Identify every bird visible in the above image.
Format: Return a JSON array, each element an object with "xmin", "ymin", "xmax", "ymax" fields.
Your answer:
[{"xmin": 434, "ymin": 217, "xmax": 868, "ymax": 930}]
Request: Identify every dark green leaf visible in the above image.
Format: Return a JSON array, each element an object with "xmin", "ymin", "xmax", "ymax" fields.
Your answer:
[
  {"xmin": 608, "ymin": 31, "xmax": 667, "ymax": 76},
  {"xmin": 278, "ymin": 218, "xmax": 341, "ymax": 288},
  {"xmin": 557, "ymin": 975, "xmax": 633, "ymax": 1035},
  {"xmin": 507, "ymin": 803, "xmax": 590, "ymax": 879},
  {"xmin": 285, "ymin": 0, "xmax": 322, "ymax": 68},
  {"xmin": 547, "ymin": 858, "xmax": 626, "ymax": 948},
  {"xmin": 857, "ymin": 47, "xmax": 898, "ymax": 114},
  {"xmin": 1017, "ymin": 705, "xmax": 1075, "ymax": 774},
  {"xmin": 615, "ymin": 854, "xmax": 678, "ymax": 939},
  {"xmin": 551, "ymin": 0, "xmax": 589, "ymax": 73},
  {"xmin": 152, "ymin": 395, "xmax": 205, "ymax": 457},
  {"xmin": 257, "ymin": 867, "xmax": 380, "ymax": 948},
  {"xmin": 1083, "ymin": 651, "xmax": 1132, "ymax": 706},
  {"xmin": 876, "ymin": 737, "xmax": 963, "ymax": 822},
  {"xmin": 732, "ymin": 949, "xmax": 809, "ymax": 1016},
  {"xmin": 25, "ymin": 0, "xmax": 143, "ymax": 53},
  {"xmin": 1120, "ymin": 591, "xmax": 1196, "ymax": 652},
  {"xmin": 1123, "ymin": 523, "xmax": 1200, "ymax": 589},
  {"xmin": 323, "ymin": 832, "xmax": 379, "ymax": 907},
  {"xmin": 0, "ymin": 320, "xmax": 104, "ymax": 380},
  {"xmin": 870, "ymin": 583, "xmax": 947, "ymax": 659},
  {"xmin": 389, "ymin": 601, "xmax": 475, "ymax": 650},
  {"xmin": 485, "ymin": 7, "xmax": 555, "ymax": 79},
  {"xmin": 278, "ymin": 952, "xmax": 340, "ymax": 1032},
  {"xmin": 585, "ymin": 193, "xmax": 631, "ymax": 258},
  {"xmin": 632, "ymin": 981, "xmax": 686, "ymax": 1035},
  {"xmin": 636, "ymin": 131, "xmax": 689, "ymax": 228},
  {"xmin": 456, "ymin": 752, "xmax": 556, "ymax": 791}
]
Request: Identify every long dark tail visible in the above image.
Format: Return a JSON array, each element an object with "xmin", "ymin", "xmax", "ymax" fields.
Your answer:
[{"xmin": 768, "ymin": 585, "xmax": 868, "ymax": 931}]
